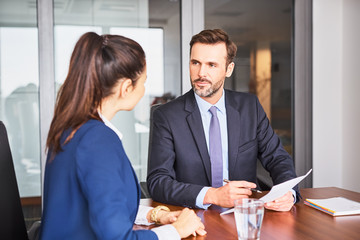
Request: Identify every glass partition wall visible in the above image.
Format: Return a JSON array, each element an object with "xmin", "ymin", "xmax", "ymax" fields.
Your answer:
[
  {"xmin": 0, "ymin": 0, "xmax": 308, "ymax": 200},
  {"xmin": 0, "ymin": 0, "xmax": 41, "ymax": 197}
]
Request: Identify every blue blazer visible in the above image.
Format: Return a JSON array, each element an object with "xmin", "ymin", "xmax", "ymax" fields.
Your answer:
[
  {"xmin": 147, "ymin": 89, "xmax": 300, "ymax": 208},
  {"xmin": 40, "ymin": 120, "xmax": 157, "ymax": 240}
]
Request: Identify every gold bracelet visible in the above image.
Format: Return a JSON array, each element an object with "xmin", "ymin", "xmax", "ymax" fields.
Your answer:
[{"xmin": 150, "ymin": 205, "xmax": 170, "ymax": 224}]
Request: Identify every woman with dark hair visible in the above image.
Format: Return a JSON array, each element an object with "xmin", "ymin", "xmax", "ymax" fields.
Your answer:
[{"xmin": 40, "ymin": 32, "xmax": 206, "ymax": 240}]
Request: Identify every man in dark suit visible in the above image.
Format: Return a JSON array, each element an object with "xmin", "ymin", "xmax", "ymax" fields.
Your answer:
[{"xmin": 147, "ymin": 29, "xmax": 299, "ymax": 211}]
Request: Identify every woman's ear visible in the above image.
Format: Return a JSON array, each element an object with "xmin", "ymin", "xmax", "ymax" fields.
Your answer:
[{"xmin": 118, "ymin": 78, "xmax": 133, "ymax": 98}]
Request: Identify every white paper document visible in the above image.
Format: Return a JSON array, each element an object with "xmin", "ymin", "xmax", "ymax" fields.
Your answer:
[{"xmin": 220, "ymin": 169, "xmax": 312, "ymax": 215}]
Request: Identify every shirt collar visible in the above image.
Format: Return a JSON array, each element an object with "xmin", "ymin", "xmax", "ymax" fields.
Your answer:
[
  {"xmin": 194, "ymin": 89, "xmax": 226, "ymax": 114},
  {"xmin": 98, "ymin": 112, "xmax": 123, "ymax": 140}
]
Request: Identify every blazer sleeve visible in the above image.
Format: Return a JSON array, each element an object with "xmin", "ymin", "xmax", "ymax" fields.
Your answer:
[
  {"xmin": 254, "ymin": 97, "xmax": 301, "ymax": 201},
  {"xmin": 147, "ymin": 107, "xmax": 204, "ymax": 208},
  {"xmin": 76, "ymin": 126, "xmax": 158, "ymax": 240}
]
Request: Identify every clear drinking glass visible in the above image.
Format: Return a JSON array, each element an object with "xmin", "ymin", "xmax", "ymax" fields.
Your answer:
[{"xmin": 234, "ymin": 198, "xmax": 264, "ymax": 240}]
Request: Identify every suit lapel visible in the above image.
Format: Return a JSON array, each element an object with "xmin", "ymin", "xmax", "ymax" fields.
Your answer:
[
  {"xmin": 184, "ymin": 91, "xmax": 212, "ymax": 184},
  {"xmin": 225, "ymin": 91, "xmax": 242, "ymax": 179}
]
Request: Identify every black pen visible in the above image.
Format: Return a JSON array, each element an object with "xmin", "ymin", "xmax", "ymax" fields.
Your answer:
[{"xmin": 223, "ymin": 179, "xmax": 262, "ymax": 193}]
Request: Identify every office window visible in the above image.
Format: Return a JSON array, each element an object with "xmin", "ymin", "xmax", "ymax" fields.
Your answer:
[{"xmin": 0, "ymin": 1, "xmax": 40, "ymax": 197}]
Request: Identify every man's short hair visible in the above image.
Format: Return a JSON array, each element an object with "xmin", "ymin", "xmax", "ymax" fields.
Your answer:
[{"xmin": 190, "ymin": 29, "xmax": 237, "ymax": 66}]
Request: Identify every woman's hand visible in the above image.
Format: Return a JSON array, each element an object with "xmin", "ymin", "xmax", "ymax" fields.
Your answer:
[
  {"xmin": 156, "ymin": 210, "xmax": 181, "ymax": 224},
  {"xmin": 171, "ymin": 208, "xmax": 206, "ymax": 238}
]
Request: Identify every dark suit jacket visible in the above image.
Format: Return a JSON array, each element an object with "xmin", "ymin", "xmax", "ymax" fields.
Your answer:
[{"xmin": 147, "ymin": 89, "xmax": 300, "ymax": 208}]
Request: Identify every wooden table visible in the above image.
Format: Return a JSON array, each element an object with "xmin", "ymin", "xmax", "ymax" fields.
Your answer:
[{"xmin": 138, "ymin": 187, "xmax": 360, "ymax": 240}]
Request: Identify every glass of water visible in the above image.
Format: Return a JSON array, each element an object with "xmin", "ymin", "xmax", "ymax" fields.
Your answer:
[{"xmin": 234, "ymin": 198, "xmax": 264, "ymax": 240}]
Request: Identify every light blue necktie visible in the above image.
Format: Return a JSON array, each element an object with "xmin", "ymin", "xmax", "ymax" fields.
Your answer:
[{"xmin": 209, "ymin": 106, "xmax": 223, "ymax": 188}]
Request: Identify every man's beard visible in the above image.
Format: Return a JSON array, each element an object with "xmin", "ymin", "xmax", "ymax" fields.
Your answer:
[{"xmin": 191, "ymin": 78, "xmax": 224, "ymax": 98}]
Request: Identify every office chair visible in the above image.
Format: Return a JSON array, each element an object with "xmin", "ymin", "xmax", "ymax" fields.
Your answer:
[{"xmin": 0, "ymin": 121, "xmax": 40, "ymax": 240}]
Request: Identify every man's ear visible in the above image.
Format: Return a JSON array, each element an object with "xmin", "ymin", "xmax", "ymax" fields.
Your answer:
[
  {"xmin": 118, "ymin": 78, "xmax": 133, "ymax": 98},
  {"xmin": 225, "ymin": 62, "xmax": 235, "ymax": 77}
]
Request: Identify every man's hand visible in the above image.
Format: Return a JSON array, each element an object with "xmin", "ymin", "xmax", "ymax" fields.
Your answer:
[
  {"xmin": 203, "ymin": 180, "xmax": 257, "ymax": 208},
  {"xmin": 264, "ymin": 191, "xmax": 294, "ymax": 211}
]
